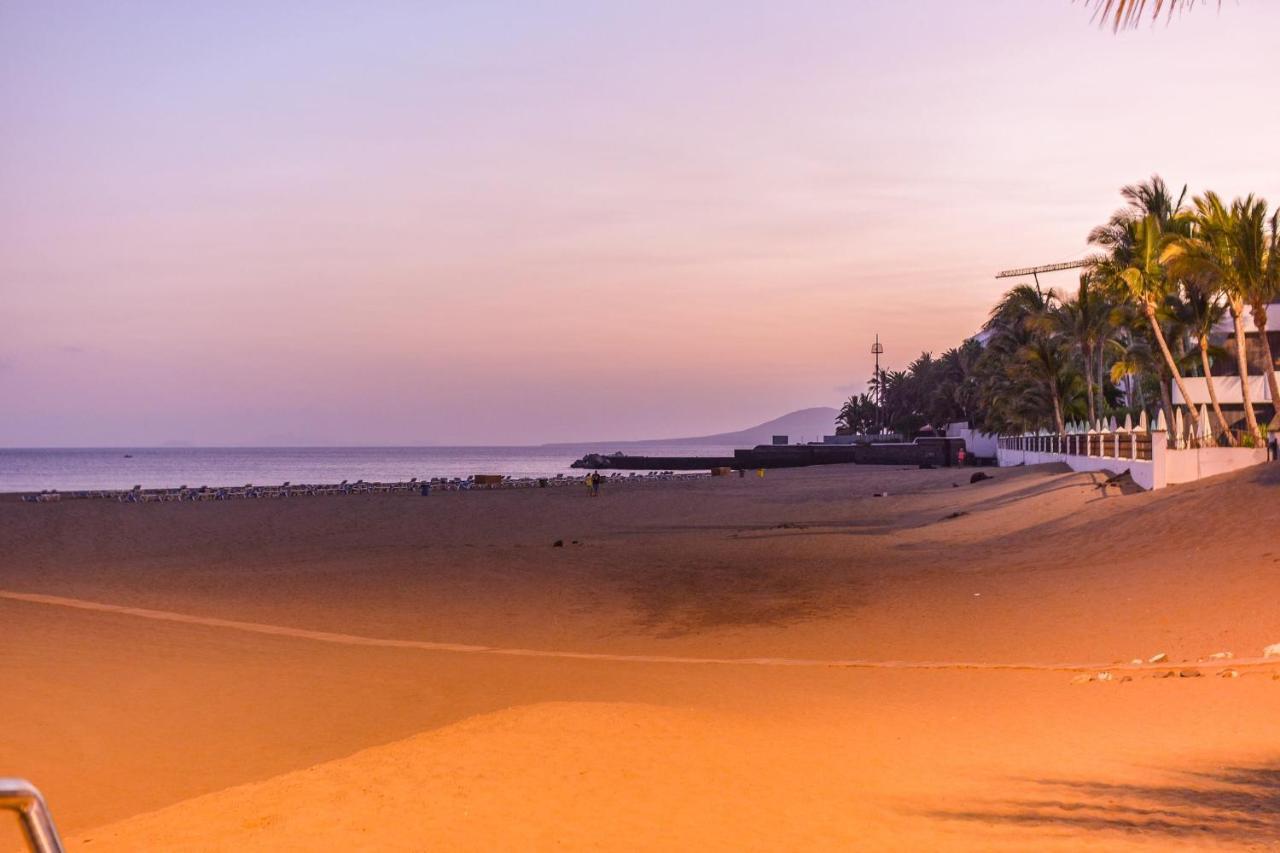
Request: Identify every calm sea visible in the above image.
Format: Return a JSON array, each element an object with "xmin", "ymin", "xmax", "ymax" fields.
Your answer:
[{"xmin": 0, "ymin": 445, "xmax": 740, "ymax": 493}]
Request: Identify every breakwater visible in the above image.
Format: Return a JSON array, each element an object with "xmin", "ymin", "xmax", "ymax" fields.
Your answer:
[{"xmin": 572, "ymin": 438, "xmax": 966, "ymax": 471}]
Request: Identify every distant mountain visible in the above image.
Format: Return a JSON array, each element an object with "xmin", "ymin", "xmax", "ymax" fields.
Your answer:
[{"xmin": 542, "ymin": 407, "xmax": 839, "ymax": 448}]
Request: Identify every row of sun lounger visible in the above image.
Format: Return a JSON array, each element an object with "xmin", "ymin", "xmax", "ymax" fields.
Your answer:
[{"xmin": 21, "ymin": 471, "xmax": 710, "ymax": 503}]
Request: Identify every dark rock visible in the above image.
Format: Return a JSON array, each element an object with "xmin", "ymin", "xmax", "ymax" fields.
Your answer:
[
  {"xmin": 553, "ymin": 539, "xmax": 564, "ymax": 548},
  {"xmin": 970, "ymin": 472, "xmax": 993, "ymax": 484},
  {"xmin": 1178, "ymin": 668, "xmax": 1203, "ymax": 678}
]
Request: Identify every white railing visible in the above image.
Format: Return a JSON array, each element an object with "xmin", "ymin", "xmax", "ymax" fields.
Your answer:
[{"xmin": 995, "ymin": 413, "xmax": 1271, "ymax": 490}]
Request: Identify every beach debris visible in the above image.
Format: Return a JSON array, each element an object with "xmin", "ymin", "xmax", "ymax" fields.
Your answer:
[
  {"xmin": 944, "ymin": 511, "xmax": 967, "ymax": 520},
  {"xmin": 1200, "ymin": 651, "xmax": 1233, "ymax": 662},
  {"xmin": 1096, "ymin": 469, "xmax": 1134, "ymax": 490},
  {"xmin": 1263, "ymin": 643, "xmax": 1280, "ymax": 658},
  {"xmin": 1219, "ymin": 669, "xmax": 1240, "ymax": 679},
  {"xmin": 1119, "ymin": 675, "xmax": 1133, "ymax": 683},
  {"xmin": 1072, "ymin": 671, "xmax": 1118, "ymax": 684},
  {"xmin": 1130, "ymin": 659, "xmax": 1144, "ymax": 666},
  {"xmin": 1147, "ymin": 652, "xmax": 1168, "ymax": 664},
  {"xmin": 552, "ymin": 539, "xmax": 564, "ymax": 548},
  {"xmin": 1154, "ymin": 670, "xmax": 1176, "ymax": 679},
  {"xmin": 969, "ymin": 472, "xmax": 993, "ymax": 484},
  {"xmin": 1178, "ymin": 668, "xmax": 1203, "ymax": 678},
  {"xmin": 951, "ymin": 483, "xmax": 960, "ymax": 488},
  {"xmin": 873, "ymin": 492, "xmax": 889, "ymax": 497}
]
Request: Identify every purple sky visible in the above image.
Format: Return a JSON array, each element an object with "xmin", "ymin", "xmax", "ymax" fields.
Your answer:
[{"xmin": 4, "ymin": 1, "xmax": 1279, "ymax": 446}]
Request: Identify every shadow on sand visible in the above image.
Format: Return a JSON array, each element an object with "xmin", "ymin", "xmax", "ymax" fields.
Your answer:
[{"xmin": 927, "ymin": 758, "xmax": 1280, "ymax": 844}]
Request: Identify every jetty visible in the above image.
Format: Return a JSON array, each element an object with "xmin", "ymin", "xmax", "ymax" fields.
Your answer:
[{"xmin": 572, "ymin": 437, "xmax": 966, "ymax": 472}]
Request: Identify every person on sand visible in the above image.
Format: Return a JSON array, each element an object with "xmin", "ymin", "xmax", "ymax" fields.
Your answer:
[{"xmin": 591, "ymin": 471, "xmax": 602, "ymax": 497}]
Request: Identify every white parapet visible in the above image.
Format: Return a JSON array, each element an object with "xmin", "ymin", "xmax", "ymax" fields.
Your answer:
[
  {"xmin": 1173, "ymin": 376, "xmax": 1273, "ymax": 406},
  {"xmin": 1164, "ymin": 447, "xmax": 1270, "ymax": 484},
  {"xmin": 994, "ymin": 426, "xmax": 1271, "ymax": 490}
]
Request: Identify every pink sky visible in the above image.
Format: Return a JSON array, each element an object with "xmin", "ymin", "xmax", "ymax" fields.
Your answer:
[{"xmin": 4, "ymin": 1, "xmax": 1279, "ymax": 445}]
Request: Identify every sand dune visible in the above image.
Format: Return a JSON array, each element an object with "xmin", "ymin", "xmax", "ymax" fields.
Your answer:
[{"xmin": 3, "ymin": 462, "xmax": 1278, "ymax": 850}]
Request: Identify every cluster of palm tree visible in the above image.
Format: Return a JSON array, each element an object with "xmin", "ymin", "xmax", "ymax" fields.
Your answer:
[
  {"xmin": 838, "ymin": 176, "xmax": 1279, "ymax": 445},
  {"xmin": 837, "ymin": 342, "xmax": 982, "ymax": 438}
]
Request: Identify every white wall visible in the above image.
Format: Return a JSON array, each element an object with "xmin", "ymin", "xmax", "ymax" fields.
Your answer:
[
  {"xmin": 1164, "ymin": 447, "xmax": 1269, "ymax": 484},
  {"xmin": 996, "ymin": 447, "xmax": 1156, "ymax": 490},
  {"xmin": 945, "ymin": 423, "xmax": 999, "ymax": 457},
  {"xmin": 1173, "ymin": 376, "xmax": 1273, "ymax": 406}
]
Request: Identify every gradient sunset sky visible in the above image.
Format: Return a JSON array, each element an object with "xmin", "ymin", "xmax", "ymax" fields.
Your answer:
[{"xmin": 4, "ymin": 1, "xmax": 1279, "ymax": 446}]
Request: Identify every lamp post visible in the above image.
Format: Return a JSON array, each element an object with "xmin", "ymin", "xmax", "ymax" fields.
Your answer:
[{"xmin": 871, "ymin": 335, "xmax": 884, "ymax": 432}]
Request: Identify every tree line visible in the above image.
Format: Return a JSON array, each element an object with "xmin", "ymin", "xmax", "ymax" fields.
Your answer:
[{"xmin": 839, "ymin": 176, "xmax": 1279, "ymax": 446}]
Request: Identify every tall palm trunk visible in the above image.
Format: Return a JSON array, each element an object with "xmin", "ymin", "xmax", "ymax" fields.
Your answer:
[
  {"xmin": 1095, "ymin": 345, "xmax": 1107, "ymax": 416},
  {"xmin": 1144, "ymin": 302, "xmax": 1200, "ymax": 434},
  {"xmin": 1083, "ymin": 347, "xmax": 1097, "ymax": 423},
  {"xmin": 1051, "ymin": 390, "xmax": 1065, "ymax": 436},
  {"xmin": 1250, "ymin": 302, "xmax": 1280, "ymax": 428},
  {"xmin": 1158, "ymin": 373, "xmax": 1175, "ymax": 441},
  {"xmin": 1197, "ymin": 334, "xmax": 1236, "ymax": 445},
  {"xmin": 1228, "ymin": 299, "xmax": 1261, "ymax": 439}
]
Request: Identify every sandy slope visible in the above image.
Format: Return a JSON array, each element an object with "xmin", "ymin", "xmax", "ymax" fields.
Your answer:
[{"xmin": 2, "ymin": 462, "xmax": 1279, "ymax": 850}]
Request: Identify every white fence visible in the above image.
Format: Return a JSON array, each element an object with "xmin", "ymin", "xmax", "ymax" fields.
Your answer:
[{"xmin": 996, "ymin": 419, "xmax": 1268, "ymax": 490}]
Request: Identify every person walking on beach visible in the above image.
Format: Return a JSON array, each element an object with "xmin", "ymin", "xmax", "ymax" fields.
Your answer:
[{"xmin": 591, "ymin": 471, "xmax": 602, "ymax": 497}]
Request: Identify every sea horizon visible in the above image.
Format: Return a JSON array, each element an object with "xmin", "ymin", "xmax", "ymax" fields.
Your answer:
[{"xmin": 0, "ymin": 444, "xmax": 742, "ymax": 493}]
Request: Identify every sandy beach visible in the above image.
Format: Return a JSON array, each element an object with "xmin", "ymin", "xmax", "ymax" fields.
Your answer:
[{"xmin": 3, "ymin": 461, "xmax": 1279, "ymax": 850}]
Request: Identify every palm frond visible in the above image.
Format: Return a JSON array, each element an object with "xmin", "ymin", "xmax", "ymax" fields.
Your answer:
[{"xmin": 1080, "ymin": 0, "xmax": 1221, "ymax": 32}]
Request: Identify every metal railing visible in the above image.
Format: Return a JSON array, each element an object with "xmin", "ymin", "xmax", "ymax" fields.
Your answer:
[{"xmin": 1, "ymin": 779, "xmax": 64, "ymax": 853}]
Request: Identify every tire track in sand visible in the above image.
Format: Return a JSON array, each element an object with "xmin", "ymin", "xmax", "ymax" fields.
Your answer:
[{"xmin": 2, "ymin": 589, "xmax": 1272, "ymax": 674}]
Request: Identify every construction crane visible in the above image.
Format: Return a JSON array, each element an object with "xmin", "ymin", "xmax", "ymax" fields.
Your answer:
[{"xmin": 994, "ymin": 259, "xmax": 1090, "ymax": 296}]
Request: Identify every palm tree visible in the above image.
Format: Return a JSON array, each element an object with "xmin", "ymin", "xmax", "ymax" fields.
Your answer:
[
  {"xmin": 1176, "ymin": 282, "xmax": 1235, "ymax": 444},
  {"xmin": 836, "ymin": 394, "xmax": 877, "ymax": 434},
  {"xmin": 1019, "ymin": 335, "xmax": 1073, "ymax": 435},
  {"xmin": 1091, "ymin": 212, "xmax": 1201, "ymax": 434},
  {"xmin": 978, "ymin": 282, "xmax": 1090, "ymax": 435},
  {"xmin": 1109, "ymin": 332, "xmax": 1173, "ymax": 430},
  {"xmin": 1267, "ymin": 207, "xmax": 1280, "ymax": 427},
  {"xmin": 1163, "ymin": 192, "xmax": 1263, "ymax": 440},
  {"xmin": 1238, "ymin": 200, "xmax": 1280, "ymax": 428},
  {"xmin": 1056, "ymin": 273, "xmax": 1114, "ymax": 423},
  {"xmin": 1083, "ymin": 0, "xmax": 1220, "ymax": 31},
  {"xmin": 927, "ymin": 341, "xmax": 982, "ymax": 427}
]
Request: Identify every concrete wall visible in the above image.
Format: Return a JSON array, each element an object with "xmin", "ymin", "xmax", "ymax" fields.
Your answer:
[
  {"xmin": 996, "ymin": 447, "xmax": 1157, "ymax": 490},
  {"xmin": 855, "ymin": 437, "xmax": 965, "ymax": 466},
  {"xmin": 1164, "ymin": 447, "xmax": 1269, "ymax": 484},
  {"xmin": 944, "ymin": 423, "xmax": 998, "ymax": 458}
]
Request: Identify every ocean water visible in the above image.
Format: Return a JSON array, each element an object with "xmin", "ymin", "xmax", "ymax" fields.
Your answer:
[{"xmin": 0, "ymin": 445, "xmax": 741, "ymax": 493}]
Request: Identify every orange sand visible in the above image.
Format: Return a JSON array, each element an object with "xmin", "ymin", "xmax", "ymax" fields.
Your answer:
[{"xmin": 2, "ymin": 462, "xmax": 1279, "ymax": 850}]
